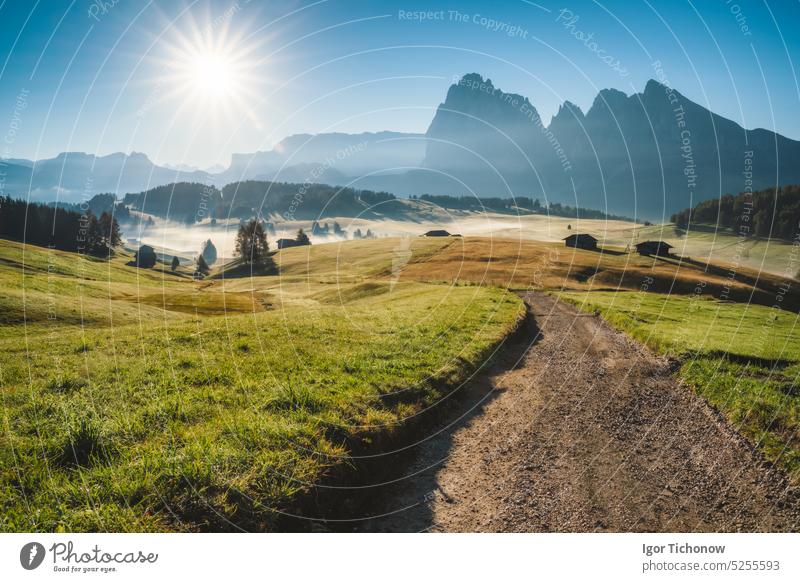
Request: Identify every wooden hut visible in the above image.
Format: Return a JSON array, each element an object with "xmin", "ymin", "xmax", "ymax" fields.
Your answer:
[
  {"xmin": 635, "ymin": 241, "xmax": 673, "ymax": 256},
  {"xmin": 563, "ymin": 234, "xmax": 598, "ymax": 250}
]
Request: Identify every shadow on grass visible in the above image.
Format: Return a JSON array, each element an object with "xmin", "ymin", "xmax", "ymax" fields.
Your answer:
[
  {"xmin": 700, "ymin": 350, "xmax": 795, "ymax": 371},
  {"xmin": 210, "ymin": 258, "xmax": 278, "ymax": 279},
  {"xmin": 650, "ymin": 255, "xmax": 800, "ymax": 313},
  {"xmin": 592, "ymin": 246, "xmax": 627, "ymax": 256}
]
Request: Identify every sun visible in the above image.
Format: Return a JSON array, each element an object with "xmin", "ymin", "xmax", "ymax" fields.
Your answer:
[
  {"xmin": 173, "ymin": 43, "xmax": 248, "ymax": 106},
  {"xmin": 186, "ymin": 49, "xmax": 237, "ymax": 99},
  {"xmin": 156, "ymin": 23, "xmax": 263, "ymax": 120}
]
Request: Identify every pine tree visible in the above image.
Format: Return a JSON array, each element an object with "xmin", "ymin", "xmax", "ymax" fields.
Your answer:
[
  {"xmin": 196, "ymin": 254, "xmax": 210, "ymax": 276},
  {"xmin": 98, "ymin": 212, "xmax": 121, "ymax": 255},
  {"xmin": 235, "ymin": 219, "xmax": 270, "ymax": 264},
  {"xmin": 201, "ymin": 239, "xmax": 217, "ymax": 265}
]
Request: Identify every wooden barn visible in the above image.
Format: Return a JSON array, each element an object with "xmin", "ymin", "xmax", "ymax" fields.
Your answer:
[
  {"xmin": 563, "ymin": 233, "xmax": 598, "ymax": 250},
  {"xmin": 422, "ymin": 229, "xmax": 452, "ymax": 237},
  {"xmin": 635, "ymin": 240, "xmax": 673, "ymax": 256}
]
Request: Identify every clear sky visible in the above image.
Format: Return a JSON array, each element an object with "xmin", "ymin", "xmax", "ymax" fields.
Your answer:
[{"xmin": 1, "ymin": 0, "xmax": 798, "ymax": 169}]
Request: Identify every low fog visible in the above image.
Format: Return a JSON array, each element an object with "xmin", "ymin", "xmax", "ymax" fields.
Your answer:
[{"xmin": 121, "ymin": 211, "xmax": 636, "ymax": 262}]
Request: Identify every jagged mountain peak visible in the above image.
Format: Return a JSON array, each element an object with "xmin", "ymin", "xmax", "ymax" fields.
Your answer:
[
  {"xmin": 586, "ymin": 87, "xmax": 631, "ymax": 118},
  {"xmin": 432, "ymin": 73, "xmax": 540, "ymax": 130},
  {"xmin": 422, "ymin": 73, "xmax": 800, "ymax": 218},
  {"xmin": 552, "ymin": 100, "xmax": 585, "ymax": 124},
  {"xmin": 644, "ymin": 78, "xmax": 669, "ymax": 95}
]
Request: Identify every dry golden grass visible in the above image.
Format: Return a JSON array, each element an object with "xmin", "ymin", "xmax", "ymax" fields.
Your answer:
[
  {"xmin": 398, "ymin": 236, "xmax": 796, "ymax": 309},
  {"xmin": 261, "ymin": 236, "xmax": 797, "ymax": 312}
]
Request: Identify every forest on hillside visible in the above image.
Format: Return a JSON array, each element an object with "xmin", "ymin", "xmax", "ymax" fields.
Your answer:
[
  {"xmin": 220, "ymin": 181, "xmax": 398, "ymax": 219},
  {"xmin": 123, "ymin": 182, "xmax": 223, "ymax": 224},
  {"xmin": 121, "ymin": 181, "xmax": 398, "ymax": 222},
  {"xmin": 119, "ymin": 180, "xmax": 637, "ymax": 223},
  {"xmin": 671, "ymin": 184, "xmax": 800, "ymax": 241},
  {"xmin": 53, "ymin": 193, "xmax": 132, "ymax": 224},
  {"xmin": 413, "ymin": 194, "xmax": 635, "ymax": 221},
  {"xmin": 0, "ymin": 196, "xmax": 121, "ymax": 255}
]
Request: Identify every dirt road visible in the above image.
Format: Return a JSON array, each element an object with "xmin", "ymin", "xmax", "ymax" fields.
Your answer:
[{"xmin": 355, "ymin": 293, "xmax": 800, "ymax": 532}]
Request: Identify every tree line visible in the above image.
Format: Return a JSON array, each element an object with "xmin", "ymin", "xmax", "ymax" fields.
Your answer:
[
  {"xmin": 671, "ymin": 184, "xmax": 800, "ymax": 241},
  {"xmin": 124, "ymin": 182, "xmax": 223, "ymax": 224},
  {"xmin": 120, "ymin": 181, "xmax": 401, "ymax": 222},
  {"xmin": 220, "ymin": 181, "xmax": 396, "ymax": 219},
  {"xmin": 412, "ymin": 194, "xmax": 634, "ymax": 221},
  {"xmin": 116, "ymin": 179, "xmax": 640, "ymax": 224},
  {"xmin": 0, "ymin": 196, "xmax": 121, "ymax": 256},
  {"xmin": 53, "ymin": 193, "xmax": 132, "ymax": 224}
]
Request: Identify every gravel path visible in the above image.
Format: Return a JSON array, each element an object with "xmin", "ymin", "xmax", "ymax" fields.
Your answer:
[{"xmin": 358, "ymin": 293, "xmax": 800, "ymax": 532}]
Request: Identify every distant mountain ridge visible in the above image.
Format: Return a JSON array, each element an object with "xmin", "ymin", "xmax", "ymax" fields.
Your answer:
[
  {"xmin": 415, "ymin": 73, "xmax": 800, "ymax": 218},
  {"xmin": 5, "ymin": 73, "xmax": 800, "ymax": 219},
  {"xmin": 0, "ymin": 151, "xmax": 210, "ymax": 203},
  {"xmin": 219, "ymin": 131, "xmax": 426, "ymax": 184},
  {"xmin": 0, "ymin": 132, "xmax": 426, "ymax": 204}
]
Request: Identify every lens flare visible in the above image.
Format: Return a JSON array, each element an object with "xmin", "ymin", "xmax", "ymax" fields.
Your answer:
[{"xmin": 153, "ymin": 16, "xmax": 264, "ymax": 120}]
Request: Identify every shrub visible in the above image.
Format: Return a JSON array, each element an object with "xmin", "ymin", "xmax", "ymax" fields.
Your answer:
[{"xmin": 135, "ymin": 245, "xmax": 157, "ymax": 268}]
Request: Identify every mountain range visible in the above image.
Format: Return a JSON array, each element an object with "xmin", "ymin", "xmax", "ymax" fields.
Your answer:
[
  {"xmin": 3, "ymin": 73, "xmax": 799, "ymax": 220},
  {"xmin": 0, "ymin": 152, "xmax": 210, "ymax": 202},
  {"xmin": 410, "ymin": 73, "xmax": 800, "ymax": 219}
]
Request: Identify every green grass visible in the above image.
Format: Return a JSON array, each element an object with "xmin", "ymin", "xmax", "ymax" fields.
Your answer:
[
  {"xmin": 559, "ymin": 290, "xmax": 800, "ymax": 482},
  {"xmin": 7, "ymin": 231, "xmax": 796, "ymax": 531},
  {"xmin": 602, "ymin": 222, "xmax": 800, "ymax": 279},
  {"xmin": 0, "ymin": 239, "xmax": 190, "ymax": 334},
  {"xmin": 0, "ymin": 239, "xmax": 524, "ymax": 532}
]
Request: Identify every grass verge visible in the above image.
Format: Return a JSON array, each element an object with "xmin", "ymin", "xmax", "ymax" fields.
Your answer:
[{"xmin": 559, "ymin": 290, "xmax": 800, "ymax": 483}]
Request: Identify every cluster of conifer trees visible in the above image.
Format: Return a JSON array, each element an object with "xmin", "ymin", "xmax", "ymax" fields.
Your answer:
[
  {"xmin": 412, "ymin": 194, "xmax": 632, "ymax": 221},
  {"xmin": 0, "ymin": 196, "xmax": 121, "ymax": 255},
  {"xmin": 671, "ymin": 184, "xmax": 800, "ymax": 241}
]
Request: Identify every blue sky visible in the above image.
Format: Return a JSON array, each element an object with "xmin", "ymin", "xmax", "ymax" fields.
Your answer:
[{"xmin": 1, "ymin": 0, "xmax": 798, "ymax": 169}]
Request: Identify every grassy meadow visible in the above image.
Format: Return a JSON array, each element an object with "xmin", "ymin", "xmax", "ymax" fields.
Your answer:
[
  {"xmin": 559, "ymin": 291, "xmax": 800, "ymax": 482},
  {"xmin": 0, "ymin": 238, "xmax": 524, "ymax": 531},
  {"xmin": 255, "ymin": 211, "xmax": 799, "ymax": 278},
  {"xmin": 627, "ymin": 223, "xmax": 800, "ymax": 279},
  {"xmin": 2, "ymin": 230, "xmax": 799, "ymax": 531},
  {"xmin": 141, "ymin": 206, "xmax": 800, "ymax": 280}
]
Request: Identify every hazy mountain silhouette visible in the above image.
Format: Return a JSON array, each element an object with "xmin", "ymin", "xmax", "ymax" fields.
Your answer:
[
  {"xmin": 6, "ymin": 74, "xmax": 800, "ymax": 220},
  {"xmin": 220, "ymin": 131, "xmax": 426, "ymax": 184},
  {"xmin": 415, "ymin": 73, "xmax": 800, "ymax": 219},
  {"xmin": 1, "ymin": 152, "xmax": 210, "ymax": 203}
]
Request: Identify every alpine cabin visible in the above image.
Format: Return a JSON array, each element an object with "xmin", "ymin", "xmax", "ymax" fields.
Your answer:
[{"xmin": 563, "ymin": 233, "xmax": 598, "ymax": 250}]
